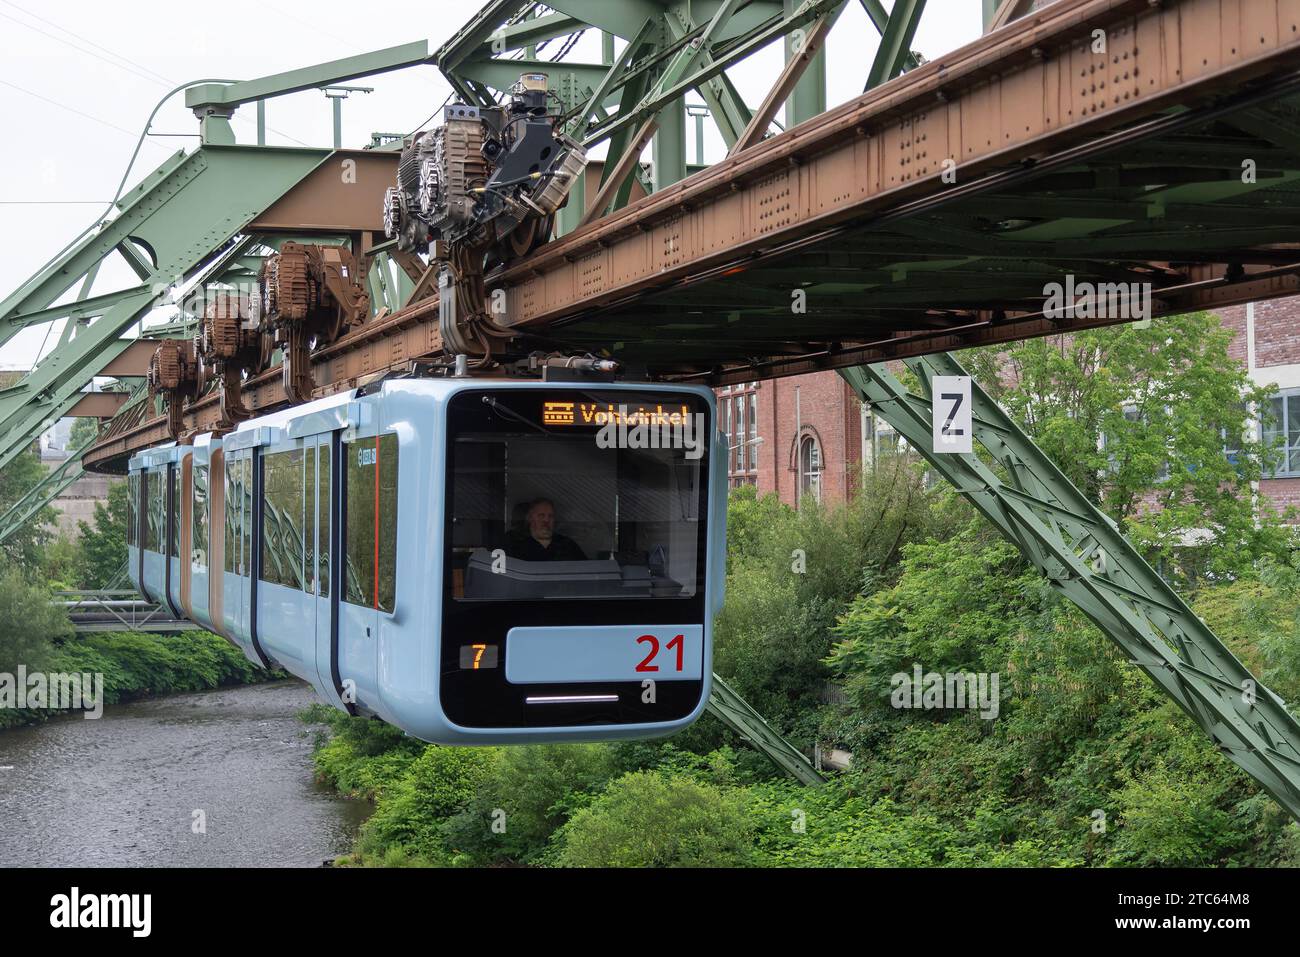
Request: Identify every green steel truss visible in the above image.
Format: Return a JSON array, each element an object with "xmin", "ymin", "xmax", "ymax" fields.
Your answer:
[
  {"xmin": 436, "ymin": 0, "xmax": 932, "ymax": 229},
  {"xmin": 0, "ymin": 436, "xmax": 94, "ymax": 545},
  {"xmin": 841, "ymin": 355, "xmax": 1300, "ymax": 821},
  {"xmin": 0, "ymin": 384, "xmax": 145, "ymax": 548},
  {"xmin": 708, "ymin": 672, "xmax": 825, "ymax": 785},
  {"xmin": 0, "ymin": 146, "xmax": 335, "ymax": 472}
]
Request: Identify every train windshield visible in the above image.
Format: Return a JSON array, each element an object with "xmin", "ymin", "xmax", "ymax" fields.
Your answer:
[{"xmin": 446, "ymin": 388, "xmax": 710, "ymax": 601}]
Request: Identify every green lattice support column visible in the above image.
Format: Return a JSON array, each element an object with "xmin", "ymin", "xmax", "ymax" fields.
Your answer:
[{"xmin": 840, "ymin": 354, "xmax": 1300, "ymax": 821}]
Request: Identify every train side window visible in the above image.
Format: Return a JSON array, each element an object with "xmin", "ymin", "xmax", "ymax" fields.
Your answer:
[
  {"xmin": 224, "ymin": 460, "xmax": 236, "ymax": 573},
  {"xmin": 342, "ymin": 433, "xmax": 398, "ymax": 612},
  {"xmin": 225, "ymin": 456, "xmax": 250, "ymax": 576},
  {"xmin": 127, "ymin": 474, "xmax": 137, "ymax": 547},
  {"xmin": 317, "ymin": 444, "xmax": 330, "ymax": 598},
  {"xmin": 242, "ymin": 457, "xmax": 253, "ymax": 577},
  {"xmin": 261, "ymin": 449, "xmax": 305, "ymax": 590},
  {"xmin": 169, "ymin": 467, "xmax": 179, "ymax": 558},
  {"xmin": 144, "ymin": 471, "xmax": 161, "ymax": 552},
  {"xmin": 193, "ymin": 465, "xmax": 208, "ymax": 569}
]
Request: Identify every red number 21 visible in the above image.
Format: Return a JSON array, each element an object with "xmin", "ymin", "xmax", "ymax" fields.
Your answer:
[{"xmin": 636, "ymin": 633, "xmax": 685, "ymax": 672}]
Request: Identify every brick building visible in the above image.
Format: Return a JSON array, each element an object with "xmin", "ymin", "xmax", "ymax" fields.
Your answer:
[
  {"xmin": 721, "ymin": 297, "xmax": 1300, "ymax": 519},
  {"xmin": 1215, "ymin": 299, "xmax": 1300, "ymax": 518},
  {"xmin": 717, "ymin": 373, "xmax": 863, "ymax": 505}
]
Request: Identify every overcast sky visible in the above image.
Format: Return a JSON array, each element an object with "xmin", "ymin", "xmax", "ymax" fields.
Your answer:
[{"xmin": 0, "ymin": 0, "xmax": 982, "ymax": 369}]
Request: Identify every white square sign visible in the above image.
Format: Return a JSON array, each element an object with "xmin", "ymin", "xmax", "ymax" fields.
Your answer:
[{"xmin": 932, "ymin": 376, "xmax": 972, "ymax": 454}]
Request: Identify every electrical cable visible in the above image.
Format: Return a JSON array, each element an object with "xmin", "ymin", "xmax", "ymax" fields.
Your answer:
[
  {"xmin": 18, "ymin": 78, "xmax": 240, "ymax": 297},
  {"xmin": 0, "ymin": 79, "xmax": 165, "ymax": 140},
  {"xmin": 0, "ymin": 3, "xmax": 307, "ymax": 146},
  {"xmin": 0, "ymin": 0, "xmax": 174, "ymax": 84}
]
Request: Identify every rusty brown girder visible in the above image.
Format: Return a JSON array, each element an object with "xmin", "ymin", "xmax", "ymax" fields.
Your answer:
[
  {"xmin": 85, "ymin": 297, "xmax": 443, "ymax": 471},
  {"xmin": 487, "ymin": 0, "xmax": 1300, "ymax": 334}
]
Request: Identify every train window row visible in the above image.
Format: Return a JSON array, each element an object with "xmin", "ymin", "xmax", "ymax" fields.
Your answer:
[{"xmin": 131, "ymin": 438, "xmax": 398, "ymax": 617}]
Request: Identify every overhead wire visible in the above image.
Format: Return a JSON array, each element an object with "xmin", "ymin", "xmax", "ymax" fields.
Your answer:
[
  {"xmin": 0, "ymin": 79, "xmax": 169, "ymax": 142},
  {"xmin": 0, "ymin": 0, "xmax": 174, "ymax": 84},
  {"xmin": 0, "ymin": 2, "xmax": 309, "ymax": 146}
]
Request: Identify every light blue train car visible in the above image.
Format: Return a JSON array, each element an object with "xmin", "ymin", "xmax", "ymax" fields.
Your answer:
[{"xmin": 126, "ymin": 376, "xmax": 726, "ymax": 744}]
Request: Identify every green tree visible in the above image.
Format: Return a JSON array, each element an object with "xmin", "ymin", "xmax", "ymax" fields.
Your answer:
[
  {"xmin": 68, "ymin": 417, "xmax": 100, "ymax": 450},
  {"xmin": 77, "ymin": 480, "xmax": 128, "ymax": 588},
  {"xmin": 965, "ymin": 312, "xmax": 1292, "ymax": 580},
  {"xmin": 0, "ymin": 444, "xmax": 57, "ymax": 567},
  {"xmin": 0, "ymin": 563, "xmax": 73, "ymax": 715}
]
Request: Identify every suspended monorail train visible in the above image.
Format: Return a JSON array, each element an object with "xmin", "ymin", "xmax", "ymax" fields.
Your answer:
[{"xmin": 127, "ymin": 377, "xmax": 725, "ymax": 744}]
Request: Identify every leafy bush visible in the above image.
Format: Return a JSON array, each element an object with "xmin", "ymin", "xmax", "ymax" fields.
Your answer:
[
  {"xmin": 715, "ymin": 464, "xmax": 960, "ymax": 743},
  {"xmin": 304, "ymin": 706, "xmax": 430, "ymax": 802},
  {"xmin": 444, "ymin": 743, "xmax": 619, "ymax": 865},
  {"xmin": 354, "ymin": 746, "xmax": 497, "ymax": 865},
  {"xmin": 825, "ymin": 525, "xmax": 1046, "ymax": 712},
  {"xmin": 552, "ymin": 770, "xmax": 754, "ymax": 867},
  {"xmin": 0, "ymin": 563, "xmax": 73, "ymax": 727},
  {"xmin": 51, "ymin": 631, "xmax": 266, "ymax": 701}
]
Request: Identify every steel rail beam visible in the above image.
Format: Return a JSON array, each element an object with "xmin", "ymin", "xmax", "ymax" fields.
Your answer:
[
  {"xmin": 841, "ymin": 353, "xmax": 1300, "ymax": 821},
  {"xmin": 81, "ymin": 244, "xmax": 1300, "ymax": 470},
  {"xmin": 485, "ymin": 0, "xmax": 1300, "ymax": 334}
]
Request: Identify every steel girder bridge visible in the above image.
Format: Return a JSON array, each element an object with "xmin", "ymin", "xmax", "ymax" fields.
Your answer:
[{"xmin": 5, "ymin": 0, "xmax": 1300, "ymax": 808}]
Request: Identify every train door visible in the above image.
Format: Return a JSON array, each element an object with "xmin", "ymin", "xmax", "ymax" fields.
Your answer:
[
  {"xmin": 336, "ymin": 423, "xmax": 389, "ymax": 713},
  {"xmin": 189, "ymin": 447, "xmax": 211, "ymax": 630},
  {"xmin": 127, "ymin": 467, "xmax": 142, "ymax": 596},
  {"xmin": 178, "ymin": 452, "xmax": 193, "ymax": 619},
  {"xmin": 256, "ymin": 438, "xmax": 312, "ymax": 678},
  {"xmin": 207, "ymin": 447, "xmax": 225, "ymax": 636}
]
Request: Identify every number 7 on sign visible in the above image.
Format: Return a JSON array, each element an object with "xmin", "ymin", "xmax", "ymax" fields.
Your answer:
[{"xmin": 931, "ymin": 376, "xmax": 972, "ymax": 454}]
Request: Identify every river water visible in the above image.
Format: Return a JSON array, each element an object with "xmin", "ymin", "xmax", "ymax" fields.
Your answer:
[{"xmin": 0, "ymin": 680, "xmax": 370, "ymax": 867}]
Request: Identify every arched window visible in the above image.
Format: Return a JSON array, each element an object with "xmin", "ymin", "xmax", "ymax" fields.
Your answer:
[{"xmin": 799, "ymin": 434, "xmax": 822, "ymax": 504}]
